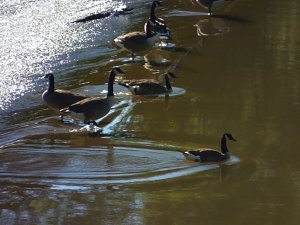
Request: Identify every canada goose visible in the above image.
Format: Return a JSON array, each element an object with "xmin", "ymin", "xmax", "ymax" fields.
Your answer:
[
  {"xmin": 60, "ymin": 67, "xmax": 124, "ymax": 124},
  {"xmin": 192, "ymin": 0, "xmax": 233, "ymax": 15},
  {"xmin": 145, "ymin": 1, "xmax": 171, "ymax": 39},
  {"xmin": 42, "ymin": 73, "xmax": 87, "ymax": 115},
  {"xmin": 118, "ymin": 72, "xmax": 176, "ymax": 95},
  {"xmin": 183, "ymin": 133, "xmax": 236, "ymax": 162},
  {"xmin": 114, "ymin": 20, "xmax": 159, "ymax": 61}
]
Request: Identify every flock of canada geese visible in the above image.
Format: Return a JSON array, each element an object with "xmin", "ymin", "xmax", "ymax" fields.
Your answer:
[{"xmin": 42, "ymin": 0, "xmax": 237, "ymax": 164}]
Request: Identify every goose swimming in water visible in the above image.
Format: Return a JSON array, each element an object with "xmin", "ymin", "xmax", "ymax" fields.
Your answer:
[
  {"xmin": 60, "ymin": 67, "xmax": 124, "ymax": 125},
  {"xmin": 42, "ymin": 73, "xmax": 87, "ymax": 119},
  {"xmin": 118, "ymin": 72, "xmax": 176, "ymax": 95},
  {"xmin": 114, "ymin": 20, "xmax": 159, "ymax": 61},
  {"xmin": 183, "ymin": 133, "xmax": 236, "ymax": 162},
  {"xmin": 192, "ymin": 0, "xmax": 233, "ymax": 15}
]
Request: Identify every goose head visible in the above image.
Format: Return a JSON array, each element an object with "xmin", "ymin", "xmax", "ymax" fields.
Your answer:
[
  {"xmin": 106, "ymin": 66, "xmax": 125, "ymax": 97},
  {"xmin": 223, "ymin": 133, "xmax": 237, "ymax": 142},
  {"xmin": 160, "ymin": 72, "xmax": 177, "ymax": 92},
  {"xmin": 220, "ymin": 133, "xmax": 236, "ymax": 155},
  {"xmin": 107, "ymin": 66, "xmax": 125, "ymax": 83},
  {"xmin": 152, "ymin": 0, "xmax": 162, "ymax": 8},
  {"xmin": 44, "ymin": 73, "xmax": 54, "ymax": 79},
  {"xmin": 44, "ymin": 73, "xmax": 55, "ymax": 92},
  {"xmin": 150, "ymin": 1, "xmax": 162, "ymax": 20},
  {"xmin": 111, "ymin": 66, "xmax": 125, "ymax": 75}
]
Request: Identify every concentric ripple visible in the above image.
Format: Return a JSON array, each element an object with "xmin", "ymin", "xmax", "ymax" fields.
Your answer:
[{"xmin": 0, "ymin": 145, "xmax": 240, "ymax": 190}]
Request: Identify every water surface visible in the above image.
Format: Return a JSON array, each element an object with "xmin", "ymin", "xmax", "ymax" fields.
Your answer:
[{"xmin": 1, "ymin": 0, "xmax": 300, "ymax": 224}]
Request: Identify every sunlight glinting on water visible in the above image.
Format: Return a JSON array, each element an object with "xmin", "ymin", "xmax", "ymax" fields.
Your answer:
[{"xmin": 0, "ymin": 0, "xmax": 125, "ymax": 110}]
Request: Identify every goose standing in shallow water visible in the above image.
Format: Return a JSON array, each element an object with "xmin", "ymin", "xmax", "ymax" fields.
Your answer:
[
  {"xmin": 183, "ymin": 133, "xmax": 236, "ymax": 162},
  {"xmin": 145, "ymin": 1, "xmax": 171, "ymax": 39},
  {"xmin": 60, "ymin": 67, "xmax": 124, "ymax": 125},
  {"xmin": 191, "ymin": 0, "xmax": 233, "ymax": 15},
  {"xmin": 114, "ymin": 20, "xmax": 159, "ymax": 61},
  {"xmin": 118, "ymin": 72, "xmax": 176, "ymax": 95},
  {"xmin": 42, "ymin": 73, "xmax": 87, "ymax": 119}
]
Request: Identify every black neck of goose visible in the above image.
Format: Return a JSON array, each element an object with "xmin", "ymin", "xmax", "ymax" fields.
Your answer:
[
  {"xmin": 107, "ymin": 71, "xmax": 116, "ymax": 97},
  {"xmin": 164, "ymin": 75, "xmax": 172, "ymax": 91},
  {"xmin": 221, "ymin": 135, "xmax": 229, "ymax": 154},
  {"xmin": 48, "ymin": 75, "xmax": 55, "ymax": 93},
  {"xmin": 150, "ymin": 4, "xmax": 157, "ymax": 22}
]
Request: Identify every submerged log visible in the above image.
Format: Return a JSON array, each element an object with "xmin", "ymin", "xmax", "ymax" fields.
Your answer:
[{"xmin": 73, "ymin": 7, "xmax": 134, "ymax": 23}]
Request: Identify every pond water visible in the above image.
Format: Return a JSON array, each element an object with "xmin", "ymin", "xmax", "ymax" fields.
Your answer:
[{"xmin": 1, "ymin": 0, "xmax": 300, "ymax": 224}]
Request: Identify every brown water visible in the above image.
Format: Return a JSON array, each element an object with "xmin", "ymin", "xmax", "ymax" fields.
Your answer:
[{"xmin": 1, "ymin": 0, "xmax": 300, "ymax": 224}]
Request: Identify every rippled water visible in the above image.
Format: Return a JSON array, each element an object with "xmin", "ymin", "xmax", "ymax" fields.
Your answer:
[
  {"xmin": 0, "ymin": 0, "xmax": 132, "ymax": 111},
  {"xmin": 1, "ymin": 0, "xmax": 300, "ymax": 224},
  {"xmin": 0, "ymin": 143, "xmax": 240, "ymax": 187}
]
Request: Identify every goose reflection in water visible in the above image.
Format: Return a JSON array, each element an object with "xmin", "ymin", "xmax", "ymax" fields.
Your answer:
[
  {"xmin": 195, "ymin": 17, "xmax": 230, "ymax": 36},
  {"xmin": 190, "ymin": 0, "xmax": 234, "ymax": 15}
]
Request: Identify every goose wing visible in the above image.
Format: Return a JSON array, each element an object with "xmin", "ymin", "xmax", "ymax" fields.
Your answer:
[
  {"xmin": 138, "ymin": 82, "xmax": 166, "ymax": 94},
  {"xmin": 188, "ymin": 148, "xmax": 227, "ymax": 162},
  {"xmin": 119, "ymin": 79, "xmax": 158, "ymax": 86},
  {"xmin": 42, "ymin": 89, "xmax": 86, "ymax": 110},
  {"xmin": 120, "ymin": 81, "xmax": 166, "ymax": 95},
  {"xmin": 115, "ymin": 32, "xmax": 151, "ymax": 51},
  {"xmin": 68, "ymin": 97, "xmax": 111, "ymax": 121},
  {"xmin": 68, "ymin": 97, "xmax": 108, "ymax": 112}
]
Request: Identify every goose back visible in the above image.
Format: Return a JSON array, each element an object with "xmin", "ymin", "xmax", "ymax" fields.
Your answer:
[
  {"xmin": 68, "ymin": 97, "xmax": 113, "ymax": 121},
  {"xmin": 118, "ymin": 72, "xmax": 175, "ymax": 95},
  {"xmin": 115, "ymin": 32, "xmax": 154, "ymax": 52},
  {"xmin": 42, "ymin": 73, "xmax": 86, "ymax": 110},
  {"xmin": 133, "ymin": 82, "xmax": 168, "ymax": 95},
  {"xmin": 185, "ymin": 148, "xmax": 229, "ymax": 162},
  {"xmin": 42, "ymin": 90, "xmax": 86, "ymax": 110}
]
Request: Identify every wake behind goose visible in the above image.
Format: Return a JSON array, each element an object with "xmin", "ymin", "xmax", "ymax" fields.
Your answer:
[{"xmin": 0, "ymin": 145, "xmax": 240, "ymax": 188}]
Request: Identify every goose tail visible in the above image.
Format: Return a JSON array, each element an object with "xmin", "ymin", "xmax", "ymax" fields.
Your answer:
[
  {"xmin": 114, "ymin": 37, "xmax": 124, "ymax": 48},
  {"xmin": 182, "ymin": 151, "xmax": 201, "ymax": 162}
]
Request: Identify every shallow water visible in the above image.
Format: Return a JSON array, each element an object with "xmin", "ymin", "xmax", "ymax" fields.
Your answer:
[{"xmin": 1, "ymin": 0, "xmax": 300, "ymax": 224}]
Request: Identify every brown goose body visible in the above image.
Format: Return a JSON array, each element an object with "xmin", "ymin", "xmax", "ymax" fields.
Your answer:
[
  {"xmin": 115, "ymin": 32, "xmax": 154, "ymax": 52},
  {"xmin": 118, "ymin": 72, "xmax": 176, "ymax": 95},
  {"xmin": 67, "ymin": 96, "xmax": 114, "ymax": 122},
  {"xmin": 42, "ymin": 73, "xmax": 87, "ymax": 110},
  {"xmin": 60, "ymin": 67, "xmax": 124, "ymax": 124},
  {"xmin": 183, "ymin": 133, "xmax": 236, "ymax": 162},
  {"xmin": 114, "ymin": 20, "xmax": 159, "ymax": 60}
]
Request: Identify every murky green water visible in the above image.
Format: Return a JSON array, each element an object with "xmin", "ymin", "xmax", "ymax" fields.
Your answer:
[{"xmin": 1, "ymin": 0, "xmax": 300, "ymax": 224}]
